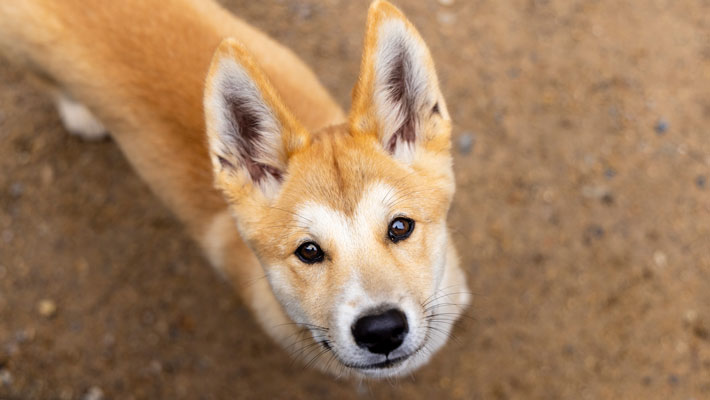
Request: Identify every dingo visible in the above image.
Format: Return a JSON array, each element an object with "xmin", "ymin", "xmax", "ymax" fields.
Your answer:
[{"xmin": 0, "ymin": 0, "xmax": 470, "ymax": 377}]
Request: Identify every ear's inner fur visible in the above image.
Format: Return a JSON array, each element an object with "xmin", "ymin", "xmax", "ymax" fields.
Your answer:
[
  {"xmin": 210, "ymin": 59, "xmax": 286, "ymax": 190},
  {"xmin": 370, "ymin": 19, "xmax": 439, "ymax": 161},
  {"xmin": 384, "ymin": 40, "xmax": 417, "ymax": 153},
  {"xmin": 224, "ymin": 91, "xmax": 283, "ymax": 183}
]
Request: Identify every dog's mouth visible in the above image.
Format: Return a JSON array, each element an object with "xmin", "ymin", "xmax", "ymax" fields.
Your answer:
[
  {"xmin": 323, "ymin": 341, "xmax": 426, "ymax": 372},
  {"xmin": 319, "ymin": 340, "xmax": 407, "ymax": 370},
  {"xmin": 346, "ymin": 354, "xmax": 410, "ymax": 370}
]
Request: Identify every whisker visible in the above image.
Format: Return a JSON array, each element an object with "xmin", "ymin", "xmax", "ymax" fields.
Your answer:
[
  {"xmin": 421, "ymin": 290, "xmax": 478, "ymax": 308},
  {"xmin": 323, "ymin": 352, "xmax": 336, "ymax": 371},
  {"xmin": 420, "ymin": 284, "xmax": 466, "ymax": 307},
  {"xmin": 422, "ymin": 325, "xmax": 457, "ymax": 345},
  {"xmin": 291, "ymin": 340, "xmax": 326, "ymax": 366},
  {"xmin": 426, "ymin": 324, "xmax": 462, "ymax": 345},
  {"xmin": 425, "ymin": 312, "xmax": 477, "ymax": 322},
  {"xmin": 239, "ymin": 273, "xmax": 268, "ymax": 290},
  {"xmin": 304, "ymin": 347, "xmax": 331, "ymax": 370},
  {"xmin": 285, "ymin": 333, "xmax": 325, "ymax": 354},
  {"xmin": 273, "ymin": 321, "xmax": 329, "ymax": 331},
  {"xmin": 423, "ymin": 302, "xmax": 473, "ymax": 313},
  {"xmin": 288, "ymin": 333, "xmax": 326, "ymax": 354}
]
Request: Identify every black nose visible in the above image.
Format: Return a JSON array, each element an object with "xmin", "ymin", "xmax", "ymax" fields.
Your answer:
[{"xmin": 352, "ymin": 308, "xmax": 409, "ymax": 355}]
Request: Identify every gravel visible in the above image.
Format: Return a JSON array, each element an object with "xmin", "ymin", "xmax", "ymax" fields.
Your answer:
[
  {"xmin": 437, "ymin": 11, "xmax": 456, "ymax": 25},
  {"xmin": 9, "ymin": 182, "xmax": 23, "ymax": 198},
  {"xmin": 37, "ymin": 299, "xmax": 57, "ymax": 318},
  {"xmin": 82, "ymin": 386, "xmax": 104, "ymax": 400},
  {"xmin": 654, "ymin": 118, "xmax": 668, "ymax": 135},
  {"xmin": 0, "ymin": 369, "xmax": 12, "ymax": 386},
  {"xmin": 456, "ymin": 132, "xmax": 475, "ymax": 155}
]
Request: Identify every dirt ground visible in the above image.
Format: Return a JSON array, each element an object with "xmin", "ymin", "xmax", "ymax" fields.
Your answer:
[{"xmin": 0, "ymin": 0, "xmax": 709, "ymax": 399}]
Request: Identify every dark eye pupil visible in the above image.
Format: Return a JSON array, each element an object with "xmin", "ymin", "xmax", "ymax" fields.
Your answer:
[
  {"xmin": 296, "ymin": 242, "xmax": 323, "ymax": 264},
  {"xmin": 392, "ymin": 220, "xmax": 406, "ymax": 233},
  {"xmin": 303, "ymin": 244, "xmax": 317, "ymax": 256},
  {"xmin": 389, "ymin": 217, "xmax": 414, "ymax": 242}
]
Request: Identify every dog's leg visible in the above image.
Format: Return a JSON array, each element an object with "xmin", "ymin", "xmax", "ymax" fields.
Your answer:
[{"xmin": 54, "ymin": 92, "xmax": 109, "ymax": 140}]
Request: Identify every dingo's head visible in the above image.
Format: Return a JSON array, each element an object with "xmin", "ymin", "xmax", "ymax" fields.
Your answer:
[{"xmin": 204, "ymin": 0, "xmax": 469, "ymax": 378}]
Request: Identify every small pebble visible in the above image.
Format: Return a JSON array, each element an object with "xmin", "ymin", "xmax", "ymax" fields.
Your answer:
[
  {"xmin": 684, "ymin": 309, "xmax": 698, "ymax": 324},
  {"xmin": 76, "ymin": 258, "xmax": 89, "ymax": 275},
  {"xmin": 15, "ymin": 328, "xmax": 35, "ymax": 343},
  {"xmin": 654, "ymin": 118, "xmax": 668, "ymax": 135},
  {"xmin": 693, "ymin": 323, "xmax": 709, "ymax": 340},
  {"xmin": 604, "ymin": 168, "xmax": 616, "ymax": 179},
  {"xmin": 196, "ymin": 357, "xmax": 211, "ymax": 371},
  {"xmin": 141, "ymin": 310, "xmax": 156, "ymax": 326},
  {"xmin": 148, "ymin": 360, "xmax": 163, "ymax": 375},
  {"xmin": 696, "ymin": 175, "xmax": 706, "ymax": 189},
  {"xmin": 59, "ymin": 388, "xmax": 74, "ymax": 400},
  {"xmin": 70, "ymin": 321, "xmax": 82, "ymax": 332},
  {"xmin": 102, "ymin": 333, "xmax": 116, "ymax": 348},
  {"xmin": 0, "ymin": 368, "xmax": 12, "ymax": 386},
  {"xmin": 437, "ymin": 10, "xmax": 456, "ymax": 25},
  {"xmin": 4, "ymin": 342, "xmax": 19, "ymax": 357},
  {"xmin": 438, "ymin": 0, "xmax": 455, "ymax": 5},
  {"xmin": 9, "ymin": 183, "xmax": 23, "ymax": 198},
  {"xmin": 1, "ymin": 230, "xmax": 13, "ymax": 244},
  {"xmin": 653, "ymin": 251, "xmax": 667, "ymax": 268},
  {"xmin": 601, "ymin": 193, "xmax": 615, "ymax": 205},
  {"xmin": 542, "ymin": 189, "xmax": 555, "ymax": 203},
  {"xmin": 40, "ymin": 165, "xmax": 54, "ymax": 185},
  {"xmin": 583, "ymin": 224, "xmax": 605, "ymax": 243},
  {"xmin": 37, "ymin": 299, "xmax": 57, "ymax": 318},
  {"xmin": 456, "ymin": 132, "xmax": 475, "ymax": 155},
  {"xmin": 83, "ymin": 386, "xmax": 104, "ymax": 400},
  {"xmin": 581, "ymin": 185, "xmax": 609, "ymax": 199},
  {"xmin": 289, "ymin": 3, "xmax": 314, "ymax": 20},
  {"xmin": 439, "ymin": 376, "xmax": 452, "ymax": 388}
]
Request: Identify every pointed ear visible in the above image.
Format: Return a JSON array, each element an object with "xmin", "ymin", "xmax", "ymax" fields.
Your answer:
[
  {"xmin": 350, "ymin": 1, "xmax": 450, "ymax": 163},
  {"xmin": 204, "ymin": 39, "xmax": 309, "ymax": 199}
]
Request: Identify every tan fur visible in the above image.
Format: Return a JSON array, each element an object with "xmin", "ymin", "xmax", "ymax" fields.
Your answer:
[{"xmin": 0, "ymin": 0, "xmax": 469, "ymax": 378}]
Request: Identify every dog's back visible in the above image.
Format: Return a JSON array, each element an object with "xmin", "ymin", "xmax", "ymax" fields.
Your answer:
[
  {"xmin": 0, "ymin": 0, "xmax": 345, "ymax": 338},
  {"xmin": 0, "ymin": 0, "xmax": 344, "ymax": 228}
]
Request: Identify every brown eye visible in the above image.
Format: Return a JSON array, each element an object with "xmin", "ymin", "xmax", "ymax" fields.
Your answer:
[
  {"xmin": 295, "ymin": 242, "xmax": 324, "ymax": 264},
  {"xmin": 388, "ymin": 217, "xmax": 415, "ymax": 243}
]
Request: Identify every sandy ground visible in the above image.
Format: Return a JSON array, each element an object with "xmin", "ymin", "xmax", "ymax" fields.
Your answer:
[{"xmin": 1, "ymin": 0, "xmax": 709, "ymax": 399}]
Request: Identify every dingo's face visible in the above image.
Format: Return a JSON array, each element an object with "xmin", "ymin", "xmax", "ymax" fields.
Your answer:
[
  {"xmin": 252, "ymin": 128, "xmax": 455, "ymax": 377},
  {"xmin": 204, "ymin": 1, "xmax": 467, "ymax": 377}
]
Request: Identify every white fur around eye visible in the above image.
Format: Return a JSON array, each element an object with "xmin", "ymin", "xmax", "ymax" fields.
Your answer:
[{"xmin": 294, "ymin": 181, "xmax": 394, "ymax": 257}]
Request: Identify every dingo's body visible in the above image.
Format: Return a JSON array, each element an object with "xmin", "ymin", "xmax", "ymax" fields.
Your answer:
[{"xmin": 0, "ymin": 0, "xmax": 469, "ymax": 377}]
